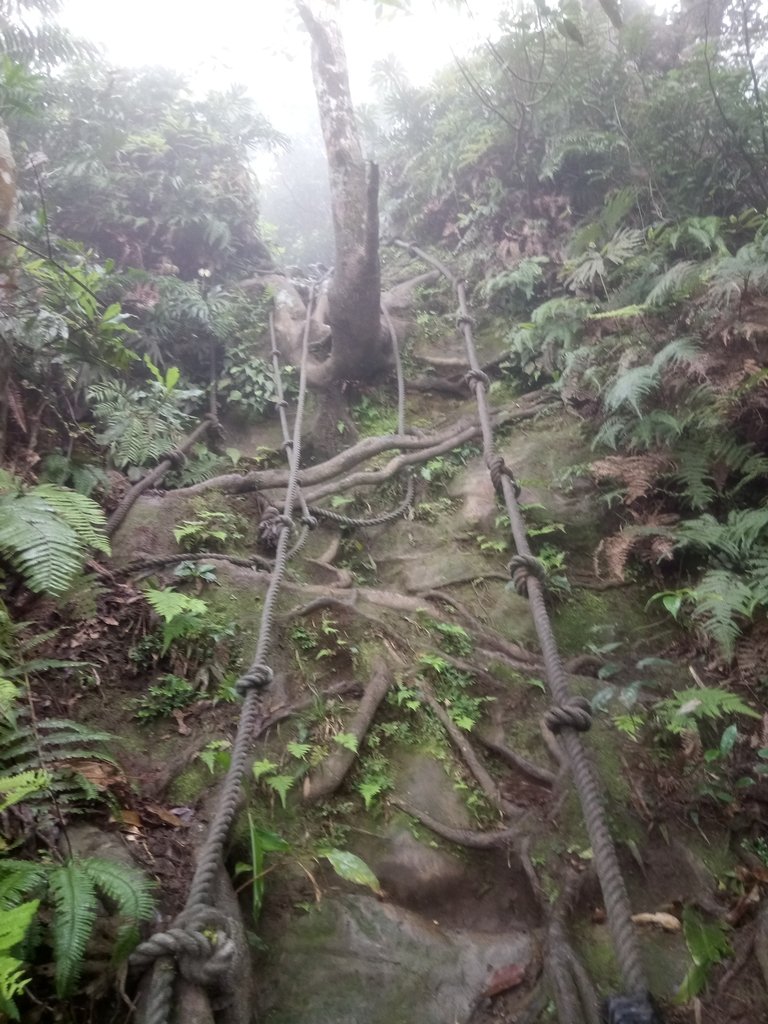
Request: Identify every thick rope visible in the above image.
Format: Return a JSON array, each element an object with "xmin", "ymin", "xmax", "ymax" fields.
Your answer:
[
  {"xmin": 131, "ymin": 294, "xmax": 314, "ymax": 1024},
  {"xmin": 395, "ymin": 239, "xmax": 651, "ymax": 1003},
  {"xmin": 300, "ymin": 295, "xmax": 413, "ymax": 531}
]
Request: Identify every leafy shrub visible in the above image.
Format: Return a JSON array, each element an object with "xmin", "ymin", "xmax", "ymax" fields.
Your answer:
[{"xmin": 0, "ymin": 472, "xmax": 110, "ymax": 596}]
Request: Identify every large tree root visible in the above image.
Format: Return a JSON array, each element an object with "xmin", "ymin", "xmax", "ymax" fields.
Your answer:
[
  {"xmin": 477, "ymin": 735, "xmax": 555, "ymax": 788},
  {"xmin": 158, "ymin": 396, "xmax": 552, "ymax": 502},
  {"xmin": 420, "ymin": 686, "xmax": 522, "ymax": 820},
  {"xmin": 302, "ymin": 655, "xmax": 393, "ymax": 803},
  {"xmin": 143, "ymin": 681, "xmax": 362, "ymax": 799},
  {"xmin": 389, "ymin": 798, "xmax": 519, "ymax": 849},
  {"xmin": 422, "ymin": 589, "xmax": 540, "ymax": 667},
  {"xmin": 107, "ymin": 416, "xmax": 216, "ymax": 536}
]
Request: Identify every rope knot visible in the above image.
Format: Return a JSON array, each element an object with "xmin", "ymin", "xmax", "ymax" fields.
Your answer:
[
  {"xmin": 258, "ymin": 506, "xmax": 292, "ymax": 550},
  {"xmin": 301, "ymin": 513, "xmax": 319, "ymax": 529},
  {"xmin": 485, "ymin": 453, "xmax": 521, "ymax": 497},
  {"xmin": 274, "ymin": 398, "xmax": 289, "ymax": 409},
  {"xmin": 129, "ymin": 907, "xmax": 235, "ymax": 993},
  {"xmin": 236, "ymin": 663, "xmax": 274, "ymax": 695},
  {"xmin": 507, "ymin": 554, "xmax": 546, "ymax": 597},
  {"xmin": 455, "ymin": 311, "xmax": 475, "ymax": 328},
  {"xmin": 463, "ymin": 368, "xmax": 490, "ymax": 392},
  {"xmin": 544, "ymin": 696, "xmax": 592, "ymax": 734}
]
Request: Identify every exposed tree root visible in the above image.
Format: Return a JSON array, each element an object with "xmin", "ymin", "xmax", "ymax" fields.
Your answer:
[
  {"xmin": 107, "ymin": 416, "xmax": 215, "ymax": 536},
  {"xmin": 756, "ymin": 900, "xmax": 768, "ymax": 995},
  {"xmin": 302, "ymin": 655, "xmax": 393, "ymax": 803},
  {"xmin": 476, "ymin": 735, "xmax": 555, "ymax": 788},
  {"xmin": 539, "ymin": 717, "xmax": 566, "ymax": 771},
  {"xmin": 315, "ymin": 534, "xmax": 341, "ymax": 566},
  {"xmin": 278, "ymin": 595, "xmax": 357, "ymax": 621},
  {"xmin": 420, "ymin": 685, "xmax": 522, "ymax": 820},
  {"xmin": 389, "ymin": 797, "xmax": 519, "ymax": 849},
  {"xmin": 304, "ymin": 558, "xmax": 354, "ymax": 588},
  {"xmin": 124, "ymin": 551, "xmax": 274, "ymax": 579},
  {"xmin": 163, "ymin": 396, "xmax": 551, "ymax": 501},
  {"xmin": 422, "ymin": 589, "xmax": 540, "ymax": 666},
  {"xmin": 414, "ymin": 571, "xmax": 509, "ymax": 591},
  {"xmin": 143, "ymin": 681, "xmax": 362, "ymax": 798},
  {"xmin": 406, "ymin": 377, "xmax": 468, "ymax": 397}
]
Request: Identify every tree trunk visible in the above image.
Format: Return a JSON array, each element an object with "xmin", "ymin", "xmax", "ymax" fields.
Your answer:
[
  {"xmin": 0, "ymin": 125, "xmax": 17, "ymax": 462},
  {"xmin": 297, "ymin": 1, "xmax": 389, "ymax": 383}
]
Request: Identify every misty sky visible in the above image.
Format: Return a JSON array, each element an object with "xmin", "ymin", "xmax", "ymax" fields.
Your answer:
[{"xmin": 58, "ymin": 0, "xmax": 507, "ymax": 135}]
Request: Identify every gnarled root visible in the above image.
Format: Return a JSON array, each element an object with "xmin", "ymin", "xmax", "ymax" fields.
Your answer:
[
  {"xmin": 390, "ymin": 797, "xmax": 519, "ymax": 849},
  {"xmin": 302, "ymin": 656, "xmax": 393, "ymax": 803}
]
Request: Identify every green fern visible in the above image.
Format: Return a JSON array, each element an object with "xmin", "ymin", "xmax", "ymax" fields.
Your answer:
[
  {"xmin": 541, "ymin": 130, "xmax": 628, "ymax": 181},
  {"xmin": 644, "ymin": 260, "xmax": 704, "ymax": 307},
  {"xmin": 0, "ymin": 769, "xmax": 48, "ymax": 812},
  {"xmin": 690, "ymin": 571, "xmax": 757, "ymax": 657},
  {"xmin": 0, "ymin": 899, "xmax": 39, "ymax": 1020},
  {"xmin": 0, "ymin": 474, "xmax": 109, "ymax": 596},
  {"xmin": 49, "ymin": 860, "xmax": 99, "ymax": 996},
  {"xmin": 0, "ymin": 683, "xmax": 116, "ymax": 830},
  {"xmin": 0, "ymin": 856, "xmax": 155, "ymax": 999},
  {"xmin": 604, "ymin": 337, "xmax": 699, "ymax": 415},
  {"xmin": 676, "ymin": 508, "xmax": 768, "ymax": 565},
  {"xmin": 89, "ymin": 377, "xmax": 197, "ymax": 471},
  {"xmin": 673, "ymin": 441, "xmax": 716, "ymax": 509},
  {"xmin": 655, "ymin": 685, "xmax": 759, "ymax": 733}
]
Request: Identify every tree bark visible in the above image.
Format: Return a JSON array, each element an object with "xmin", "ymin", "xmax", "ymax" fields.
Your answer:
[
  {"xmin": 297, "ymin": 1, "xmax": 388, "ymax": 383},
  {"xmin": 0, "ymin": 126, "xmax": 17, "ymax": 462}
]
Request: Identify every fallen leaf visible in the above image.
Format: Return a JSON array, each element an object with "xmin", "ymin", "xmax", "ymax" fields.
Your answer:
[
  {"xmin": 145, "ymin": 803, "xmax": 188, "ymax": 828},
  {"xmin": 111, "ymin": 808, "xmax": 142, "ymax": 828},
  {"xmin": 63, "ymin": 759, "xmax": 125, "ymax": 790},
  {"xmin": 482, "ymin": 962, "xmax": 526, "ymax": 998},
  {"xmin": 632, "ymin": 912, "xmax": 681, "ymax": 932}
]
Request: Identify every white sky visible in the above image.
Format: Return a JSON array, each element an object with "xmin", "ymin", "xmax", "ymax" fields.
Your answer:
[{"xmin": 57, "ymin": 0, "xmax": 507, "ymax": 135}]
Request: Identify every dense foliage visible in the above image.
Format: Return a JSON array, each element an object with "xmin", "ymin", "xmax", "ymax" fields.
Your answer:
[{"xmin": 1, "ymin": 0, "xmax": 768, "ymax": 1015}]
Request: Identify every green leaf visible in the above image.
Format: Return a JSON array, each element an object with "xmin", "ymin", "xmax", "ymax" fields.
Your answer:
[
  {"xmin": 333, "ymin": 732, "xmax": 359, "ymax": 753},
  {"xmin": 719, "ymin": 724, "xmax": 738, "ymax": 757},
  {"xmin": 144, "ymin": 588, "xmax": 208, "ymax": 623},
  {"xmin": 0, "ymin": 899, "xmax": 39, "ymax": 1020},
  {"xmin": 264, "ymin": 774, "xmax": 294, "ymax": 808},
  {"xmin": 357, "ymin": 779, "xmax": 385, "ymax": 810},
  {"xmin": 287, "ymin": 741, "xmax": 311, "ymax": 760},
  {"xmin": 252, "ymin": 758, "xmax": 278, "ymax": 781},
  {"xmin": 320, "ymin": 849, "xmax": 382, "ymax": 894},
  {"xmin": 49, "ymin": 861, "xmax": 98, "ymax": 996}
]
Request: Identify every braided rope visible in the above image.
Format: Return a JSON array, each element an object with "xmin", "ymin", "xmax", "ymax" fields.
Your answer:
[
  {"xmin": 132, "ymin": 293, "xmax": 315, "ymax": 1024},
  {"xmin": 307, "ymin": 474, "xmax": 414, "ymax": 528},
  {"xmin": 399, "ymin": 240, "xmax": 651, "ymax": 1004},
  {"xmin": 301, "ymin": 296, "xmax": 414, "ymax": 532}
]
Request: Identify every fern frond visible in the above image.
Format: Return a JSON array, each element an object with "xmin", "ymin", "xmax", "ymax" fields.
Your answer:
[
  {"xmin": 83, "ymin": 858, "xmax": 155, "ymax": 925},
  {"xmin": 604, "ymin": 363, "xmax": 657, "ymax": 415},
  {"xmin": 645, "ymin": 261, "xmax": 701, "ymax": 306},
  {"xmin": 0, "ymin": 900, "xmax": 39, "ymax": 1021},
  {"xmin": 690, "ymin": 570, "xmax": 757, "ymax": 657},
  {"xmin": 0, "ymin": 769, "xmax": 48, "ymax": 812},
  {"xmin": 0, "ymin": 862, "xmax": 47, "ymax": 906},
  {"xmin": 0, "ymin": 494, "xmax": 84, "ymax": 596},
  {"xmin": 49, "ymin": 860, "xmax": 98, "ymax": 997},
  {"xmin": 31, "ymin": 486, "xmax": 110, "ymax": 556},
  {"xmin": 672, "ymin": 440, "xmax": 715, "ymax": 509}
]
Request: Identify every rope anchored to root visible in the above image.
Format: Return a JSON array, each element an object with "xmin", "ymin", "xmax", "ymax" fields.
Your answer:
[{"xmin": 394, "ymin": 238, "xmax": 662, "ymax": 1024}]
